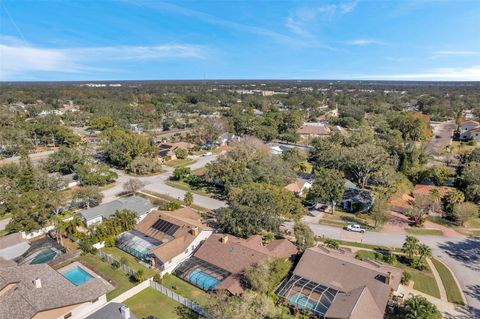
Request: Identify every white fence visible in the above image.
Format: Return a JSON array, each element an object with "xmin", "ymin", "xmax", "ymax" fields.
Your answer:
[{"xmin": 97, "ymin": 250, "xmax": 206, "ymax": 317}]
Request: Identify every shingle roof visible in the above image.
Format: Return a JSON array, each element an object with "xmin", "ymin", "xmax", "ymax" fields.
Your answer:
[
  {"xmin": 297, "ymin": 123, "xmax": 331, "ymax": 135},
  {"xmin": 0, "ymin": 233, "xmax": 30, "ymax": 260},
  {"xmin": 79, "ymin": 196, "xmax": 156, "ymax": 222},
  {"xmin": 325, "ymin": 286, "xmax": 383, "ymax": 319},
  {"xmin": 85, "ymin": 302, "xmax": 137, "ymax": 319},
  {"xmin": 134, "ymin": 207, "xmax": 207, "ymax": 262},
  {"xmin": 292, "ymin": 246, "xmax": 402, "ymax": 315},
  {"xmin": 193, "ymin": 234, "xmax": 297, "ymax": 294},
  {"xmin": 0, "ymin": 263, "xmax": 113, "ymax": 319}
]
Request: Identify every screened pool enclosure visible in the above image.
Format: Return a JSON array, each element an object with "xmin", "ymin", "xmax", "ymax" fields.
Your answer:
[
  {"xmin": 175, "ymin": 256, "xmax": 230, "ymax": 291},
  {"xmin": 276, "ymin": 275, "xmax": 339, "ymax": 318},
  {"xmin": 116, "ymin": 230, "xmax": 161, "ymax": 260}
]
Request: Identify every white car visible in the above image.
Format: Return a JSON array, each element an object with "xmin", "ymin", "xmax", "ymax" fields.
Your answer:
[
  {"xmin": 203, "ymin": 151, "xmax": 213, "ymax": 156},
  {"xmin": 346, "ymin": 224, "xmax": 366, "ymax": 233}
]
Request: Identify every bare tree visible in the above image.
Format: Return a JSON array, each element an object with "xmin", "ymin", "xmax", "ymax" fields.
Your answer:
[{"xmin": 123, "ymin": 178, "xmax": 144, "ymax": 195}]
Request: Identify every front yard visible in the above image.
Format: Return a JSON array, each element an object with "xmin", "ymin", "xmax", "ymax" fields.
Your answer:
[
  {"xmin": 431, "ymin": 258, "xmax": 465, "ymax": 305},
  {"xmin": 405, "ymin": 228, "xmax": 443, "ymax": 236},
  {"xmin": 165, "ymin": 158, "xmax": 196, "ymax": 168},
  {"xmin": 355, "ymin": 250, "xmax": 441, "ymax": 299}
]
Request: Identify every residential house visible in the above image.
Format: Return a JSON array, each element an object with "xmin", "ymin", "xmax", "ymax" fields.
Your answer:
[
  {"xmin": 157, "ymin": 142, "xmax": 194, "ymax": 161},
  {"xmin": 215, "ymin": 133, "xmax": 237, "ymax": 146},
  {"xmin": 79, "ymin": 196, "xmax": 157, "ymax": 227},
  {"xmin": 342, "ymin": 181, "xmax": 374, "ymax": 213},
  {"xmin": 459, "ymin": 120, "xmax": 480, "ymax": 142},
  {"xmin": 285, "ymin": 178, "xmax": 312, "ymax": 196},
  {"xmin": 116, "ymin": 207, "xmax": 212, "ymax": 274},
  {"xmin": 0, "ymin": 263, "xmax": 113, "ymax": 319},
  {"xmin": 277, "ymin": 246, "xmax": 403, "ymax": 319},
  {"xmin": 297, "ymin": 123, "xmax": 331, "ymax": 143},
  {"xmin": 174, "ymin": 233, "xmax": 297, "ymax": 294}
]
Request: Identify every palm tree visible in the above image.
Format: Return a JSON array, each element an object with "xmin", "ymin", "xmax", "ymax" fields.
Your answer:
[
  {"xmin": 402, "ymin": 236, "xmax": 420, "ymax": 261},
  {"xmin": 53, "ymin": 216, "xmax": 67, "ymax": 247},
  {"xmin": 65, "ymin": 216, "xmax": 83, "ymax": 237},
  {"xmin": 403, "ymin": 295, "xmax": 441, "ymax": 319},
  {"xmin": 417, "ymin": 244, "xmax": 432, "ymax": 265}
]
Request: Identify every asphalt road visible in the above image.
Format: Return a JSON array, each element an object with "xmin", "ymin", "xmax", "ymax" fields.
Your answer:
[
  {"xmin": 425, "ymin": 120, "xmax": 456, "ymax": 155},
  {"xmin": 101, "ymin": 154, "xmax": 225, "ymax": 210},
  {"xmin": 307, "ymin": 223, "xmax": 480, "ymax": 318}
]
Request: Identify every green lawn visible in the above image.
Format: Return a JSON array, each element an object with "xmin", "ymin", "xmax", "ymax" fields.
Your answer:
[
  {"xmin": 165, "ymin": 180, "xmax": 214, "ymax": 198},
  {"xmin": 79, "ymin": 253, "xmax": 137, "ymax": 300},
  {"xmin": 101, "ymin": 247, "xmax": 157, "ymax": 277},
  {"xmin": 319, "ymin": 219, "xmax": 347, "ymax": 228},
  {"xmin": 318, "ymin": 238, "xmax": 403, "ymax": 253},
  {"xmin": 465, "ymin": 218, "xmax": 480, "ymax": 228},
  {"xmin": 124, "ymin": 287, "xmax": 182, "ymax": 319},
  {"xmin": 431, "ymin": 258, "xmax": 465, "ymax": 305},
  {"xmin": 161, "ymin": 274, "xmax": 209, "ymax": 306},
  {"xmin": 406, "ymin": 228, "xmax": 443, "ymax": 236},
  {"xmin": 165, "ymin": 158, "xmax": 196, "ymax": 167},
  {"xmin": 354, "ymin": 250, "xmax": 440, "ymax": 298}
]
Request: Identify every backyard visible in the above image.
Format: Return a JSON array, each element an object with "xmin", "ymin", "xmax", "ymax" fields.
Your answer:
[
  {"xmin": 124, "ymin": 287, "xmax": 185, "ymax": 319},
  {"xmin": 161, "ymin": 273, "xmax": 209, "ymax": 306},
  {"xmin": 101, "ymin": 247, "xmax": 157, "ymax": 277}
]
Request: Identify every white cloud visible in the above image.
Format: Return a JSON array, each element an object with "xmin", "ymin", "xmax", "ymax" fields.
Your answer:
[
  {"xmin": 355, "ymin": 65, "xmax": 480, "ymax": 81},
  {"xmin": 431, "ymin": 50, "xmax": 479, "ymax": 59},
  {"xmin": 345, "ymin": 39, "xmax": 385, "ymax": 46},
  {"xmin": 0, "ymin": 38, "xmax": 206, "ymax": 78}
]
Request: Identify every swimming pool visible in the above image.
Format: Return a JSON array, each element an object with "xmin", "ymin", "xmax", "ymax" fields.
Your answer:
[
  {"xmin": 288, "ymin": 292, "xmax": 329, "ymax": 316},
  {"xmin": 30, "ymin": 248, "xmax": 58, "ymax": 264},
  {"xmin": 62, "ymin": 266, "xmax": 94, "ymax": 286},
  {"xmin": 187, "ymin": 268, "xmax": 221, "ymax": 290}
]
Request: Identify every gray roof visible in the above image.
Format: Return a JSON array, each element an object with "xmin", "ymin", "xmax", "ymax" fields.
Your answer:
[
  {"xmin": 0, "ymin": 233, "xmax": 30, "ymax": 260},
  {"xmin": 85, "ymin": 302, "xmax": 137, "ymax": 319},
  {"xmin": 0, "ymin": 263, "xmax": 113, "ymax": 319},
  {"xmin": 80, "ymin": 196, "xmax": 157, "ymax": 222}
]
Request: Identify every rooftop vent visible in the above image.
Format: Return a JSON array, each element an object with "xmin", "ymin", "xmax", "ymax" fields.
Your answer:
[
  {"xmin": 120, "ymin": 305, "xmax": 131, "ymax": 319},
  {"xmin": 33, "ymin": 278, "xmax": 42, "ymax": 289}
]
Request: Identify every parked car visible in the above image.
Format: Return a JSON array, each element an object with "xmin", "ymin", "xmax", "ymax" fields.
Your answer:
[
  {"xmin": 203, "ymin": 151, "xmax": 213, "ymax": 156},
  {"xmin": 346, "ymin": 224, "xmax": 366, "ymax": 233}
]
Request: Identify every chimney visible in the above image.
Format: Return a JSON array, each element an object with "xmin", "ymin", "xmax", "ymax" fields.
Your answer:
[
  {"xmin": 33, "ymin": 278, "xmax": 42, "ymax": 288},
  {"xmin": 120, "ymin": 305, "xmax": 131, "ymax": 319},
  {"xmin": 385, "ymin": 272, "xmax": 392, "ymax": 285},
  {"xmin": 190, "ymin": 227, "xmax": 199, "ymax": 236},
  {"xmin": 221, "ymin": 235, "xmax": 229, "ymax": 244}
]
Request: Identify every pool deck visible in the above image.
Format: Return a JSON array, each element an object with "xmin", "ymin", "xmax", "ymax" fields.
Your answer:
[{"xmin": 58, "ymin": 261, "xmax": 113, "ymax": 288}]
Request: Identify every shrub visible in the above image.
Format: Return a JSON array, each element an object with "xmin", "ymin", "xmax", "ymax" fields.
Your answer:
[
  {"xmin": 401, "ymin": 271, "xmax": 412, "ymax": 285},
  {"xmin": 159, "ymin": 200, "xmax": 183, "ymax": 211},
  {"xmin": 324, "ymin": 238, "xmax": 340, "ymax": 249},
  {"xmin": 134, "ymin": 269, "xmax": 145, "ymax": 282},
  {"xmin": 153, "ymin": 273, "xmax": 163, "ymax": 284},
  {"xmin": 111, "ymin": 260, "xmax": 120, "ymax": 270}
]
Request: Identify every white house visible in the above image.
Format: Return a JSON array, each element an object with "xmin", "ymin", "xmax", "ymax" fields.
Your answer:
[{"xmin": 459, "ymin": 120, "xmax": 480, "ymax": 142}]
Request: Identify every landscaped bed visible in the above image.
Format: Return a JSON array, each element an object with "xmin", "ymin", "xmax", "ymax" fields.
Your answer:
[
  {"xmin": 431, "ymin": 258, "xmax": 465, "ymax": 305},
  {"xmin": 124, "ymin": 287, "xmax": 184, "ymax": 319}
]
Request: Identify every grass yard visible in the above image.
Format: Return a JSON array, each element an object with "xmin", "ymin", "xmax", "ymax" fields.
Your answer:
[
  {"xmin": 406, "ymin": 228, "xmax": 444, "ymax": 236},
  {"xmin": 165, "ymin": 180, "xmax": 214, "ymax": 198},
  {"xmin": 140, "ymin": 190, "xmax": 210, "ymax": 212},
  {"xmin": 79, "ymin": 253, "xmax": 138, "ymax": 300},
  {"xmin": 354, "ymin": 250, "xmax": 441, "ymax": 299},
  {"xmin": 465, "ymin": 218, "xmax": 480, "ymax": 228},
  {"xmin": 101, "ymin": 247, "xmax": 157, "ymax": 277},
  {"xmin": 318, "ymin": 238, "xmax": 403, "ymax": 253},
  {"xmin": 319, "ymin": 219, "xmax": 347, "ymax": 228},
  {"xmin": 431, "ymin": 258, "xmax": 465, "ymax": 305},
  {"xmin": 161, "ymin": 274, "xmax": 209, "ymax": 306},
  {"xmin": 165, "ymin": 158, "xmax": 196, "ymax": 168},
  {"xmin": 321, "ymin": 211, "xmax": 374, "ymax": 229},
  {"xmin": 470, "ymin": 230, "xmax": 480, "ymax": 237},
  {"xmin": 124, "ymin": 287, "xmax": 182, "ymax": 319}
]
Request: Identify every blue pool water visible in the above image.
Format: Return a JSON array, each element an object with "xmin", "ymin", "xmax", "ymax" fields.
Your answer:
[
  {"xmin": 187, "ymin": 268, "xmax": 221, "ymax": 290},
  {"xmin": 288, "ymin": 292, "xmax": 328, "ymax": 315},
  {"xmin": 30, "ymin": 248, "xmax": 58, "ymax": 264},
  {"xmin": 62, "ymin": 266, "xmax": 93, "ymax": 286}
]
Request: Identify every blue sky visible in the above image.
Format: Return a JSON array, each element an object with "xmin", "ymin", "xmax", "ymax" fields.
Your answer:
[{"xmin": 1, "ymin": 0, "xmax": 479, "ymax": 81}]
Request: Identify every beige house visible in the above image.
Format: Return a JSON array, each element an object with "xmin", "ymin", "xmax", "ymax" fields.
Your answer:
[
  {"xmin": 459, "ymin": 120, "xmax": 480, "ymax": 142},
  {"xmin": 0, "ymin": 263, "xmax": 112, "ymax": 319},
  {"xmin": 297, "ymin": 123, "xmax": 331, "ymax": 143}
]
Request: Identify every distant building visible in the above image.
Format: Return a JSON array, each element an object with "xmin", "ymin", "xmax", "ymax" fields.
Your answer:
[
  {"xmin": 277, "ymin": 246, "xmax": 403, "ymax": 319},
  {"xmin": 297, "ymin": 123, "xmax": 331, "ymax": 143},
  {"xmin": 79, "ymin": 196, "xmax": 157, "ymax": 227},
  {"xmin": 459, "ymin": 120, "xmax": 480, "ymax": 142},
  {"xmin": 285, "ymin": 178, "xmax": 312, "ymax": 196},
  {"xmin": 174, "ymin": 233, "xmax": 297, "ymax": 294},
  {"xmin": 157, "ymin": 142, "xmax": 194, "ymax": 161},
  {"xmin": 341, "ymin": 181, "xmax": 374, "ymax": 213}
]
